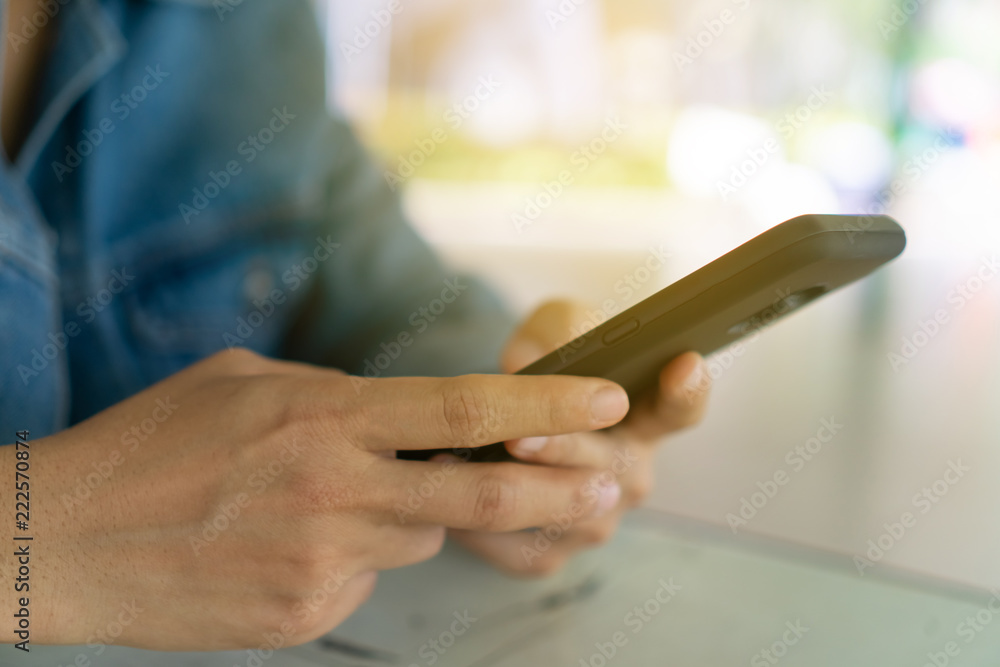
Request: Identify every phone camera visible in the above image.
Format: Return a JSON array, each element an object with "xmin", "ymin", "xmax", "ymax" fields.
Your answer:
[{"xmin": 727, "ymin": 285, "xmax": 829, "ymax": 336}]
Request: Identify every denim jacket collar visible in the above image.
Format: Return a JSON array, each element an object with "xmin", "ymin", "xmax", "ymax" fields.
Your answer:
[{"xmin": 6, "ymin": 0, "xmax": 125, "ymax": 176}]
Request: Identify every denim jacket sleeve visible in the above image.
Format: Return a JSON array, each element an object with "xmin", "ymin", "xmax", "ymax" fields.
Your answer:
[{"xmin": 280, "ymin": 117, "xmax": 518, "ymax": 379}]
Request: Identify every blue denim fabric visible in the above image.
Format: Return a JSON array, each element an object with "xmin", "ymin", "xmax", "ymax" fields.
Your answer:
[{"xmin": 0, "ymin": 0, "xmax": 515, "ymax": 440}]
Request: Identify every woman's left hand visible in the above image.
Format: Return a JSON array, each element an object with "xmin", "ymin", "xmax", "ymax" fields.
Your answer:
[{"xmin": 445, "ymin": 300, "xmax": 711, "ymax": 576}]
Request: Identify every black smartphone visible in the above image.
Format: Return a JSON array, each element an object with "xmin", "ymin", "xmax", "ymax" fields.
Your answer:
[{"xmin": 399, "ymin": 214, "xmax": 906, "ymax": 463}]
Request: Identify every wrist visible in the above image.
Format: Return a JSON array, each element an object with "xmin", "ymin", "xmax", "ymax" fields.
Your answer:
[{"xmin": 1, "ymin": 435, "xmax": 99, "ymax": 646}]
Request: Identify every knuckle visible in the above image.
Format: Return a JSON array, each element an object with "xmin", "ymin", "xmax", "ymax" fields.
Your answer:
[
  {"xmin": 271, "ymin": 385, "xmax": 353, "ymax": 446},
  {"xmin": 265, "ymin": 593, "xmax": 326, "ymax": 641},
  {"xmin": 280, "ymin": 393, "xmax": 335, "ymax": 436},
  {"xmin": 216, "ymin": 380, "xmax": 302, "ymax": 454},
  {"xmin": 439, "ymin": 378, "xmax": 496, "ymax": 445},
  {"xmin": 227, "ymin": 551, "xmax": 346, "ymax": 647},
  {"xmin": 471, "ymin": 472, "xmax": 520, "ymax": 531},
  {"xmin": 253, "ymin": 536, "xmax": 345, "ymax": 605},
  {"xmin": 211, "ymin": 346, "xmax": 266, "ymax": 373}
]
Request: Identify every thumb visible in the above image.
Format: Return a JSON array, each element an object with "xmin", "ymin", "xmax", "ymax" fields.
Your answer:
[{"xmin": 501, "ymin": 300, "xmax": 591, "ymax": 373}]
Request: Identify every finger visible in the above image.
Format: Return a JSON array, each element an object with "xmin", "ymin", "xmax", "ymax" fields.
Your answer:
[
  {"xmin": 502, "ymin": 300, "xmax": 590, "ymax": 373},
  {"xmin": 448, "ymin": 513, "xmax": 622, "ymax": 577},
  {"xmin": 343, "ymin": 374, "xmax": 628, "ymax": 453},
  {"xmin": 355, "ymin": 525, "xmax": 447, "ymax": 571},
  {"xmin": 377, "ymin": 457, "xmax": 622, "ymax": 532},
  {"xmin": 505, "ymin": 431, "xmax": 617, "ymax": 470},
  {"xmin": 624, "ymin": 352, "xmax": 710, "ymax": 440},
  {"xmin": 654, "ymin": 351, "xmax": 711, "ymax": 430}
]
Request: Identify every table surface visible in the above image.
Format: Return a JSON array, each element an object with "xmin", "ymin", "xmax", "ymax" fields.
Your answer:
[{"xmin": 18, "ymin": 515, "xmax": 1000, "ymax": 667}]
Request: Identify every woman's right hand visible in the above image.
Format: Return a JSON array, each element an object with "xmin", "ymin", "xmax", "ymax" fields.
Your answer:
[{"xmin": 1, "ymin": 348, "xmax": 628, "ymax": 651}]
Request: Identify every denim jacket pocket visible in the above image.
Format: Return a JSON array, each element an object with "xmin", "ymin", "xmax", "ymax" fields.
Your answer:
[{"xmin": 121, "ymin": 215, "xmax": 313, "ymax": 373}]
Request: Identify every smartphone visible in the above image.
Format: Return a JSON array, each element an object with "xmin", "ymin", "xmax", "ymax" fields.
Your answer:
[{"xmin": 400, "ymin": 214, "xmax": 906, "ymax": 463}]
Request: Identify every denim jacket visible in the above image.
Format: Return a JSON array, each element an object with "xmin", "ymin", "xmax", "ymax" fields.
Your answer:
[{"xmin": 0, "ymin": 0, "xmax": 514, "ymax": 440}]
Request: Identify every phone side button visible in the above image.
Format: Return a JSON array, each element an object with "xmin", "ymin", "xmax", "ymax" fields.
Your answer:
[{"xmin": 602, "ymin": 319, "xmax": 641, "ymax": 345}]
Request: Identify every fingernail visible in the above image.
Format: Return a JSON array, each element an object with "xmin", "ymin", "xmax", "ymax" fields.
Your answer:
[
  {"xmin": 590, "ymin": 386, "xmax": 629, "ymax": 424},
  {"xmin": 683, "ymin": 358, "xmax": 705, "ymax": 392},
  {"xmin": 593, "ymin": 481, "xmax": 621, "ymax": 517},
  {"xmin": 513, "ymin": 436, "xmax": 548, "ymax": 457}
]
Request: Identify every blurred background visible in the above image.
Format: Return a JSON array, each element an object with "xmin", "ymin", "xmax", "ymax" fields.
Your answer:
[
  {"xmin": 316, "ymin": 0, "xmax": 1000, "ymax": 594},
  {"xmin": 320, "ymin": 0, "xmax": 999, "ymax": 289}
]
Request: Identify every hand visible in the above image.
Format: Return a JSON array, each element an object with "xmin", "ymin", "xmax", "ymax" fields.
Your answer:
[
  {"xmin": 0, "ymin": 349, "xmax": 630, "ymax": 650},
  {"xmin": 445, "ymin": 300, "xmax": 711, "ymax": 577}
]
